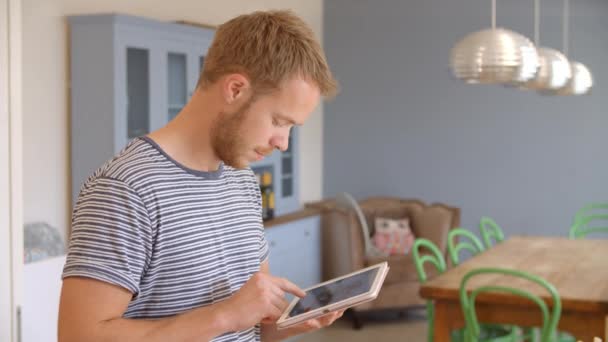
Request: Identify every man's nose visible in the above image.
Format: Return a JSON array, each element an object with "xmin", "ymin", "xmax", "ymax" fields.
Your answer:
[{"xmin": 271, "ymin": 134, "xmax": 289, "ymax": 152}]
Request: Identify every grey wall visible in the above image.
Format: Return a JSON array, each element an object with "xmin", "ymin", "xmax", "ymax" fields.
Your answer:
[{"xmin": 323, "ymin": 0, "xmax": 608, "ymax": 237}]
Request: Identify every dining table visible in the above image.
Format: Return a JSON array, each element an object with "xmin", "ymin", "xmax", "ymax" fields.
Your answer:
[{"xmin": 419, "ymin": 236, "xmax": 608, "ymax": 341}]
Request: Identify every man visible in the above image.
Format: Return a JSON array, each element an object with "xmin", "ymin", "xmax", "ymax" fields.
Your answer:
[{"xmin": 58, "ymin": 10, "xmax": 340, "ymax": 342}]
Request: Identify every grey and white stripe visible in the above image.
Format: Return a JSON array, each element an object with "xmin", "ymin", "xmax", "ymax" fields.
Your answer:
[{"xmin": 63, "ymin": 136, "xmax": 268, "ymax": 341}]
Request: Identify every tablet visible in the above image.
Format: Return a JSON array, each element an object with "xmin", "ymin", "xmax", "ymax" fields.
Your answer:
[{"xmin": 276, "ymin": 262, "xmax": 389, "ymax": 329}]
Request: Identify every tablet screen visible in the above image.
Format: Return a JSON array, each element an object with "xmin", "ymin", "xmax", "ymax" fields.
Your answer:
[{"xmin": 287, "ymin": 267, "xmax": 379, "ymax": 318}]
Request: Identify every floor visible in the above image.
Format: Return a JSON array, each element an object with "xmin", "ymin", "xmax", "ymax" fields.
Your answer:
[{"xmin": 296, "ymin": 311, "xmax": 428, "ymax": 342}]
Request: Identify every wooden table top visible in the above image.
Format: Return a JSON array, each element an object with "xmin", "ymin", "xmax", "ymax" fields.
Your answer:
[{"xmin": 420, "ymin": 236, "xmax": 608, "ymax": 313}]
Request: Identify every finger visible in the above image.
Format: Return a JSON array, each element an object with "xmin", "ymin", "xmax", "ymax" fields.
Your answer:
[
  {"xmin": 303, "ymin": 319, "xmax": 322, "ymax": 330},
  {"xmin": 261, "ymin": 317, "xmax": 275, "ymax": 324},
  {"xmin": 318, "ymin": 311, "xmax": 341, "ymax": 326},
  {"xmin": 262, "ymin": 304, "xmax": 284, "ymax": 323},
  {"xmin": 267, "ymin": 281, "xmax": 286, "ymax": 299},
  {"xmin": 332, "ymin": 310, "xmax": 344, "ymax": 319},
  {"xmin": 330, "ymin": 311, "xmax": 344, "ymax": 322},
  {"xmin": 290, "ymin": 320, "xmax": 319, "ymax": 334},
  {"xmin": 274, "ymin": 277, "xmax": 306, "ymax": 297},
  {"xmin": 268, "ymin": 293, "xmax": 290, "ymax": 312},
  {"xmin": 319, "ymin": 314, "xmax": 335, "ymax": 326}
]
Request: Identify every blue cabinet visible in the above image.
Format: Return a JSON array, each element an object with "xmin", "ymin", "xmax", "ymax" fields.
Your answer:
[
  {"xmin": 70, "ymin": 13, "xmax": 300, "ymax": 215},
  {"xmin": 265, "ymin": 215, "xmax": 322, "ymax": 290},
  {"xmin": 68, "ymin": 14, "xmax": 214, "ymax": 205},
  {"xmin": 251, "ymin": 127, "xmax": 300, "ymax": 217}
]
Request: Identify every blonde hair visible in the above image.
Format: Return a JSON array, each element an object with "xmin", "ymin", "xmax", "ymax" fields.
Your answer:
[{"xmin": 198, "ymin": 10, "xmax": 338, "ymax": 98}]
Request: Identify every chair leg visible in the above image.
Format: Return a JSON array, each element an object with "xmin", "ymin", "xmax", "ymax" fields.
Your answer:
[
  {"xmin": 522, "ymin": 327, "xmax": 535, "ymax": 342},
  {"xmin": 349, "ymin": 309, "xmax": 364, "ymax": 330}
]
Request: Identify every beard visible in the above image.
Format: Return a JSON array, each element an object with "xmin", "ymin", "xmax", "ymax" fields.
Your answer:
[{"xmin": 210, "ymin": 99, "xmax": 254, "ymax": 169}]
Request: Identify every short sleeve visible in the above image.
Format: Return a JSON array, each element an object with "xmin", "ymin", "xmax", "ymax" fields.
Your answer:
[
  {"xmin": 62, "ymin": 177, "xmax": 152, "ymax": 294},
  {"xmin": 251, "ymin": 171, "xmax": 270, "ymax": 263},
  {"xmin": 259, "ymin": 232, "xmax": 270, "ymax": 263}
]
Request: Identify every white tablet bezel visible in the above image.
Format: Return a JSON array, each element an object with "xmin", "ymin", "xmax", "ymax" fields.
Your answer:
[{"xmin": 275, "ymin": 261, "xmax": 389, "ymax": 330}]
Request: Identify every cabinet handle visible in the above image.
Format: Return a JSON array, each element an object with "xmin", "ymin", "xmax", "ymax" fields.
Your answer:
[
  {"xmin": 270, "ymin": 241, "xmax": 276, "ymax": 247},
  {"xmin": 304, "ymin": 231, "xmax": 310, "ymax": 237}
]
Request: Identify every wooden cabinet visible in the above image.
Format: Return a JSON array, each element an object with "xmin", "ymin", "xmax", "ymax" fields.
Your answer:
[{"xmin": 68, "ymin": 14, "xmax": 214, "ymax": 204}]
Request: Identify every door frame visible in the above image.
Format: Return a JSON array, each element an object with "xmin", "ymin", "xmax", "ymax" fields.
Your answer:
[{"xmin": 1, "ymin": 0, "xmax": 24, "ymax": 340}]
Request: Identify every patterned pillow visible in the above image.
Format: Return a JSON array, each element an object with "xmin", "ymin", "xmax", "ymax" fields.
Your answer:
[{"xmin": 372, "ymin": 217, "xmax": 415, "ymax": 256}]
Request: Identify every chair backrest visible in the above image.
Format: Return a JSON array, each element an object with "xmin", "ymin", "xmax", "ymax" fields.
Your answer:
[
  {"xmin": 413, "ymin": 238, "xmax": 446, "ymax": 283},
  {"xmin": 459, "ymin": 268, "xmax": 561, "ymax": 342},
  {"xmin": 479, "ymin": 216, "xmax": 505, "ymax": 249},
  {"xmin": 569, "ymin": 214, "xmax": 608, "ymax": 239},
  {"xmin": 447, "ymin": 228, "xmax": 485, "ymax": 265},
  {"xmin": 334, "ymin": 192, "xmax": 382, "ymax": 258},
  {"xmin": 572, "ymin": 202, "xmax": 608, "ymax": 225},
  {"xmin": 412, "ymin": 238, "xmax": 447, "ymax": 342},
  {"xmin": 569, "ymin": 203, "xmax": 608, "ymax": 239}
]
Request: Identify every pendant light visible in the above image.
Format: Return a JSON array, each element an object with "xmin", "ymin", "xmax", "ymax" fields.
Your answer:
[
  {"xmin": 522, "ymin": 0, "xmax": 572, "ymax": 91},
  {"xmin": 556, "ymin": 0, "xmax": 593, "ymax": 95},
  {"xmin": 450, "ymin": 0, "xmax": 540, "ymax": 84}
]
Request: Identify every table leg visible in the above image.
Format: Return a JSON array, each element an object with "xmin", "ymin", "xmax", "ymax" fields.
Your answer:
[
  {"xmin": 604, "ymin": 315, "xmax": 608, "ymax": 341},
  {"xmin": 434, "ymin": 300, "xmax": 453, "ymax": 342}
]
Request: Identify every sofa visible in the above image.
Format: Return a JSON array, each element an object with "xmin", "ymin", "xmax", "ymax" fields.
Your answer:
[{"xmin": 306, "ymin": 196, "xmax": 460, "ymax": 328}]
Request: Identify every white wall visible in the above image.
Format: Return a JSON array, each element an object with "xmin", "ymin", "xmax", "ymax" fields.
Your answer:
[
  {"xmin": 2, "ymin": 0, "xmax": 24, "ymax": 340},
  {"xmin": 1, "ymin": 1, "xmax": 13, "ymax": 340},
  {"xmin": 22, "ymin": 0, "xmax": 325, "ymax": 240}
]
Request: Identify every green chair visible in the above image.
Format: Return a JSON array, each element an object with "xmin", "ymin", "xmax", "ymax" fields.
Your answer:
[
  {"xmin": 569, "ymin": 214, "xmax": 608, "ymax": 239},
  {"xmin": 572, "ymin": 202, "xmax": 608, "ymax": 225},
  {"xmin": 570, "ymin": 203, "xmax": 608, "ymax": 239},
  {"xmin": 413, "ymin": 239, "xmax": 512, "ymax": 342},
  {"xmin": 459, "ymin": 268, "xmax": 561, "ymax": 342},
  {"xmin": 448, "ymin": 228, "xmax": 485, "ymax": 266},
  {"xmin": 479, "ymin": 217, "xmax": 505, "ymax": 249},
  {"xmin": 413, "ymin": 238, "xmax": 451, "ymax": 342},
  {"xmin": 449, "ymin": 230, "xmax": 536, "ymax": 341}
]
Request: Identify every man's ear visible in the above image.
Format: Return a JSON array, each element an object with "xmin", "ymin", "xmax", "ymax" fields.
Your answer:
[{"xmin": 222, "ymin": 73, "xmax": 251, "ymax": 104}]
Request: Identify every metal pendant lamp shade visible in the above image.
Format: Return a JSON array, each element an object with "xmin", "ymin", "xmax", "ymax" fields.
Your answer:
[
  {"xmin": 555, "ymin": 0, "xmax": 593, "ymax": 95},
  {"xmin": 524, "ymin": 47, "xmax": 572, "ymax": 90},
  {"xmin": 450, "ymin": 28, "xmax": 540, "ymax": 84},
  {"xmin": 450, "ymin": 0, "xmax": 540, "ymax": 85},
  {"xmin": 557, "ymin": 61, "xmax": 593, "ymax": 95}
]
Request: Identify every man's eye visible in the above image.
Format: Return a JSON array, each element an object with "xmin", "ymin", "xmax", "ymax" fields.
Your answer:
[{"xmin": 273, "ymin": 118, "xmax": 286, "ymax": 127}]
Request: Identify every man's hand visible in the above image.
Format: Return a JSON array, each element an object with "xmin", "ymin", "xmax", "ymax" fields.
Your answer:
[
  {"xmin": 261, "ymin": 309, "xmax": 345, "ymax": 342},
  {"xmin": 219, "ymin": 272, "xmax": 306, "ymax": 332}
]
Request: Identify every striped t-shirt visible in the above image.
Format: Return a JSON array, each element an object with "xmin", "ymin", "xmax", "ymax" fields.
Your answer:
[{"xmin": 62, "ymin": 136, "xmax": 269, "ymax": 341}]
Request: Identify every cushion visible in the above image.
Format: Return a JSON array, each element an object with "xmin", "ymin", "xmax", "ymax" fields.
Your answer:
[{"xmin": 372, "ymin": 217, "xmax": 415, "ymax": 256}]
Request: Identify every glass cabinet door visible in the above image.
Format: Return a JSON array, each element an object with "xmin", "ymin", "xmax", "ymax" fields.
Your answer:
[
  {"xmin": 281, "ymin": 132, "xmax": 294, "ymax": 197},
  {"xmin": 167, "ymin": 52, "xmax": 187, "ymax": 121},
  {"xmin": 126, "ymin": 47, "xmax": 150, "ymax": 139}
]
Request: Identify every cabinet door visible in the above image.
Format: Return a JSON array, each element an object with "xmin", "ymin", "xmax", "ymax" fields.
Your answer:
[
  {"xmin": 251, "ymin": 150, "xmax": 281, "ymax": 219},
  {"xmin": 264, "ymin": 215, "xmax": 321, "ymax": 290},
  {"xmin": 166, "ymin": 50, "xmax": 188, "ymax": 121},
  {"xmin": 115, "ymin": 35, "xmax": 160, "ymax": 150},
  {"xmin": 188, "ymin": 48, "xmax": 207, "ymax": 97},
  {"xmin": 275, "ymin": 127, "xmax": 299, "ymax": 216},
  {"xmin": 158, "ymin": 42, "xmax": 189, "ymax": 125},
  {"xmin": 158, "ymin": 43, "xmax": 208, "ymax": 125},
  {"xmin": 300, "ymin": 216, "xmax": 322, "ymax": 288}
]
